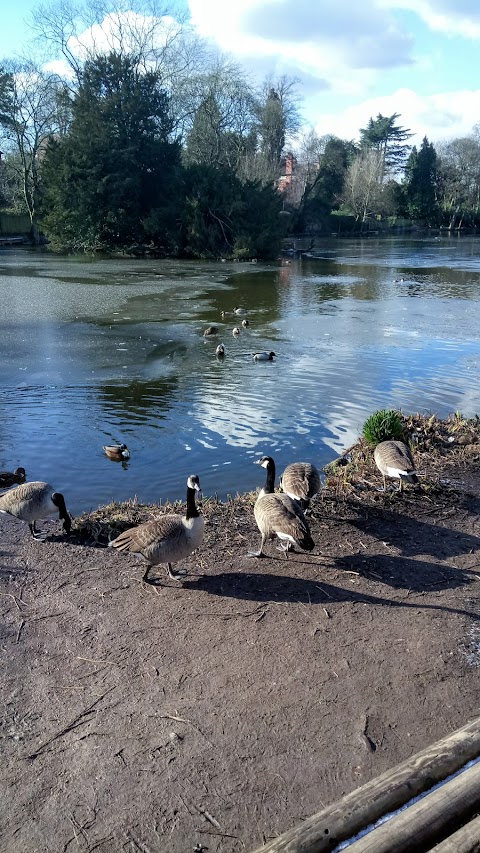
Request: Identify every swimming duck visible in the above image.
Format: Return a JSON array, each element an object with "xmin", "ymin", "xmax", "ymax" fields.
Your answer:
[
  {"xmin": 103, "ymin": 444, "xmax": 130, "ymax": 460},
  {"xmin": 232, "ymin": 327, "xmax": 241, "ymax": 336},
  {"xmin": 215, "ymin": 343, "xmax": 225, "ymax": 357},
  {"xmin": 0, "ymin": 481, "xmax": 71, "ymax": 539},
  {"xmin": 241, "ymin": 319, "xmax": 249, "ymax": 328},
  {"xmin": 233, "ymin": 307, "xmax": 248, "ymax": 315},
  {"xmin": 109, "ymin": 475, "xmax": 204, "ymax": 582},
  {"xmin": 203, "ymin": 326, "xmax": 219, "ymax": 337},
  {"xmin": 252, "ymin": 351, "xmax": 276, "ymax": 361}
]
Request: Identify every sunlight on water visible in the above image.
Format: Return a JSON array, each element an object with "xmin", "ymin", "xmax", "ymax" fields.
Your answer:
[{"xmin": 1, "ymin": 237, "xmax": 480, "ymax": 512}]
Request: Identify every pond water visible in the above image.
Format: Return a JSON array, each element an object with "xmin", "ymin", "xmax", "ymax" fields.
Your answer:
[{"xmin": 1, "ymin": 235, "xmax": 480, "ymax": 513}]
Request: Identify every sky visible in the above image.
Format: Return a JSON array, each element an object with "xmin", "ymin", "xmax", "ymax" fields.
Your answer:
[{"xmin": 3, "ymin": 0, "xmax": 480, "ymax": 148}]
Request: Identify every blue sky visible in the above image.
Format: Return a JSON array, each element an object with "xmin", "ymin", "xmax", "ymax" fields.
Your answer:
[{"xmin": 2, "ymin": 0, "xmax": 480, "ymax": 147}]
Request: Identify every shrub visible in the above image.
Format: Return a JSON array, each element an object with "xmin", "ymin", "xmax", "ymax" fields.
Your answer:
[{"xmin": 363, "ymin": 409, "xmax": 404, "ymax": 446}]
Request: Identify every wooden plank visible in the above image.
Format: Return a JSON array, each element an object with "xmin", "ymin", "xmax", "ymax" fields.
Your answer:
[
  {"xmin": 252, "ymin": 717, "xmax": 480, "ymax": 853},
  {"xmin": 429, "ymin": 812, "xmax": 480, "ymax": 853},
  {"xmin": 342, "ymin": 759, "xmax": 480, "ymax": 852}
]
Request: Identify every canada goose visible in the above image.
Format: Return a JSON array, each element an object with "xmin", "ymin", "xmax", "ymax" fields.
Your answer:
[
  {"xmin": 203, "ymin": 326, "xmax": 218, "ymax": 337},
  {"xmin": 0, "ymin": 467, "xmax": 26, "ymax": 488},
  {"xmin": 241, "ymin": 319, "xmax": 249, "ymax": 328},
  {"xmin": 249, "ymin": 456, "xmax": 314, "ymax": 558},
  {"xmin": 0, "ymin": 481, "xmax": 71, "ymax": 539},
  {"xmin": 252, "ymin": 351, "xmax": 276, "ymax": 361},
  {"xmin": 215, "ymin": 343, "xmax": 225, "ymax": 357},
  {"xmin": 233, "ymin": 307, "xmax": 248, "ymax": 315},
  {"xmin": 103, "ymin": 444, "xmax": 130, "ymax": 460},
  {"xmin": 374, "ymin": 440, "xmax": 418, "ymax": 491},
  {"xmin": 232, "ymin": 327, "xmax": 241, "ymax": 336},
  {"xmin": 280, "ymin": 461, "xmax": 321, "ymax": 511},
  {"xmin": 109, "ymin": 474, "xmax": 204, "ymax": 582}
]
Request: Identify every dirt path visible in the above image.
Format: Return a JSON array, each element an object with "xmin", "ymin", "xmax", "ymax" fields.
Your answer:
[{"xmin": 1, "ymin": 464, "xmax": 480, "ymax": 852}]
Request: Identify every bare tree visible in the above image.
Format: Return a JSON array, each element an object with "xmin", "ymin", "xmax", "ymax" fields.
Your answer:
[
  {"xmin": 343, "ymin": 149, "xmax": 384, "ymax": 223},
  {"xmin": 0, "ymin": 60, "xmax": 64, "ymax": 240}
]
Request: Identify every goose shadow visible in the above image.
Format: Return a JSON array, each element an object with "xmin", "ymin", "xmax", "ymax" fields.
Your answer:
[
  {"xmin": 183, "ymin": 571, "xmax": 480, "ymax": 622},
  {"xmin": 349, "ymin": 509, "xmax": 480, "ymax": 561},
  {"xmin": 336, "ymin": 553, "xmax": 472, "ymax": 591}
]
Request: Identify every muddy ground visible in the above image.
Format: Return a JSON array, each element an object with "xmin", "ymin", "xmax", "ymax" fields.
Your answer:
[{"xmin": 1, "ymin": 430, "xmax": 480, "ymax": 853}]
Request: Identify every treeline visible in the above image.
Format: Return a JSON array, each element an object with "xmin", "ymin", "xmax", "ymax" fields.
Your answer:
[{"xmin": 0, "ymin": 0, "xmax": 479, "ymax": 255}]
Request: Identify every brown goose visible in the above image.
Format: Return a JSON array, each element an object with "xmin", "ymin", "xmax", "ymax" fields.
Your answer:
[
  {"xmin": 109, "ymin": 475, "xmax": 204, "ymax": 582},
  {"xmin": 374, "ymin": 440, "xmax": 418, "ymax": 491},
  {"xmin": 0, "ymin": 481, "xmax": 71, "ymax": 539},
  {"xmin": 249, "ymin": 456, "xmax": 314, "ymax": 558},
  {"xmin": 0, "ymin": 467, "xmax": 26, "ymax": 488},
  {"xmin": 280, "ymin": 461, "xmax": 321, "ymax": 511}
]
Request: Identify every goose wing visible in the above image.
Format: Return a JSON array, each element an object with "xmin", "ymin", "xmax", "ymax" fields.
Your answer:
[
  {"xmin": 254, "ymin": 494, "xmax": 314, "ymax": 550},
  {"xmin": 282, "ymin": 462, "xmax": 320, "ymax": 501},
  {"xmin": 109, "ymin": 514, "xmax": 190, "ymax": 562},
  {"xmin": 375, "ymin": 440, "xmax": 415, "ymax": 474}
]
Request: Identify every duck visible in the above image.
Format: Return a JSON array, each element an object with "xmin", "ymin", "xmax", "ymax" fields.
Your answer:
[
  {"xmin": 215, "ymin": 343, "xmax": 225, "ymax": 358},
  {"xmin": 220, "ymin": 311, "xmax": 233, "ymax": 318},
  {"xmin": 374, "ymin": 440, "xmax": 418, "ymax": 491},
  {"xmin": 252, "ymin": 351, "xmax": 276, "ymax": 361},
  {"xmin": 0, "ymin": 467, "xmax": 26, "ymax": 489},
  {"xmin": 248, "ymin": 456, "xmax": 314, "ymax": 558},
  {"xmin": 233, "ymin": 307, "xmax": 248, "ymax": 315},
  {"xmin": 0, "ymin": 481, "xmax": 71, "ymax": 539},
  {"xmin": 103, "ymin": 444, "xmax": 130, "ymax": 460},
  {"xmin": 241, "ymin": 319, "xmax": 249, "ymax": 328},
  {"xmin": 232, "ymin": 327, "xmax": 241, "ymax": 336},
  {"xmin": 280, "ymin": 461, "xmax": 321, "ymax": 512},
  {"xmin": 203, "ymin": 326, "xmax": 218, "ymax": 337},
  {"xmin": 109, "ymin": 474, "xmax": 204, "ymax": 583}
]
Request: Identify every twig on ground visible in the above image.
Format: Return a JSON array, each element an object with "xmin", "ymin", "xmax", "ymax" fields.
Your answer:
[
  {"xmin": 25, "ymin": 687, "xmax": 115, "ymax": 760},
  {"xmin": 15, "ymin": 619, "xmax": 25, "ymax": 643}
]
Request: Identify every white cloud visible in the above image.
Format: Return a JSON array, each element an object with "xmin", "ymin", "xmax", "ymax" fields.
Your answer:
[
  {"xmin": 380, "ymin": 0, "xmax": 480, "ymax": 39},
  {"xmin": 313, "ymin": 88, "xmax": 480, "ymax": 146}
]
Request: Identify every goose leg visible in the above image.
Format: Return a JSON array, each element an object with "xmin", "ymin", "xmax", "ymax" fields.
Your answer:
[
  {"xmin": 248, "ymin": 535, "xmax": 267, "ymax": 557},
  {"xmin": 29, "ymin": 521, "xmax": 47, "ymax": 540},
  {"xmin": 167, "ymin": 563, "xmax": 187, "ymax": 580},
  {"xmin": 143, "ymin": 565, "xmax": 154, "ymax": 583}
]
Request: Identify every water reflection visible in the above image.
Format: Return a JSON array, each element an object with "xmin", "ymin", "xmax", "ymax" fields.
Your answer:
[{"xmin": 1, "ymin": 237, "xmax": 480, "ymax": 512}]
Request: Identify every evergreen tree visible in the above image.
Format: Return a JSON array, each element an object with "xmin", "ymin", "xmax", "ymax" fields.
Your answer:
[
  {"xmin": 403, "ymin": 136, "xmax": 439, "ymax": 222},
  {"xmin": 40, "ymin": 53, "xmax": 181, "ymax": 251},
  {"xmin": 360, "ymin": 112, "xmax": 413, "ymax": 180}
]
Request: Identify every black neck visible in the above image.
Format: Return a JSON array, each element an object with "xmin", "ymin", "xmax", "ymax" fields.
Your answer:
[
  {"xmin": 263, "ymin": 459, "xmax": 276, "ymax": 494},
  {"xmin": 186, "ymin": 485, "xmax": 200, "ymax": 519}
]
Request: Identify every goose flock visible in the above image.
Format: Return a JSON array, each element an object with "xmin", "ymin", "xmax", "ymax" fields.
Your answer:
[
  {"xmin": 0, "ymin": 438, "xmax": 419, "ymax": 583},
  {"xmin": 205, "ymin": 307, "xmax": 277, "ymax": 363}
]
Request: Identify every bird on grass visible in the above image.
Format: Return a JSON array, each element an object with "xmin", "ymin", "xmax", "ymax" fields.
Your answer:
[
  {"xmin": 248, "ymin": 456, "xmax": 314, "ymax": 558},
  {"xmin": 109, "ymin": 474, "xmax": 204, "ymax": 583},
  {"xmin": 0, "ymin": 467, "xmax": 26, "ymax": 489},
  {"xmin": 280, "ymin": 461, "xmax": 321, "ymax": 512},
  {"xmin": 252, "ymin": 351, "xmax": 276, "ymax": 361},
  {"xmin": 374, "ymin": 440, "xmax": 418, "ymax": 491},
  {"xmin": 103, "ymin": 444, "xmax": 130, "ymax": 460},
  {"xmin": 0, "ymin": 481, "xmax": 71, "ymax": 540}
]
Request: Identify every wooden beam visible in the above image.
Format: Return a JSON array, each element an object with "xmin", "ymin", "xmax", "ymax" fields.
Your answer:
[
  {"xmin": 252, "ymin": 717, "xmax": 480, "ymax": 853},
  {"xmin": 341, "ymin": 759, "xmax": 480, "ymax": 852},
  {"xmin": 429, "ymin": 813, "xmax": 480, "ymax": 853}
]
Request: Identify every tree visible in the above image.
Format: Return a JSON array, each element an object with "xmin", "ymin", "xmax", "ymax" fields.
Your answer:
[
  {"xmin": 342, "ymin": 149, "xmax": 385, "ymax": 223},
  {"xmin": 436, "ymin": 135, "xmax": 480, "ymax": 229},
  {"xmin": 402, "ymin": 136, "xmax": 439, "ymax": 223},
  {"xmin": 40, "ymin": 52, "xmax": 181, "ymax": 251},
  {"xmin": 360, "ymin": 112, "xmax": 412, "ymax": 181},
  {"xmin": 294, "ymin": 135, "xmax": 356, "ymax": 230},
  {"xmin": 0, "ymin": 60, "xmax": 64, "ymax": 241}
]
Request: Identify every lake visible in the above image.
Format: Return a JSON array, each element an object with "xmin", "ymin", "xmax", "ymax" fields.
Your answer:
[{"xmin": 1, "ymin": 235, "xmax": 479, "ymax": 514}]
